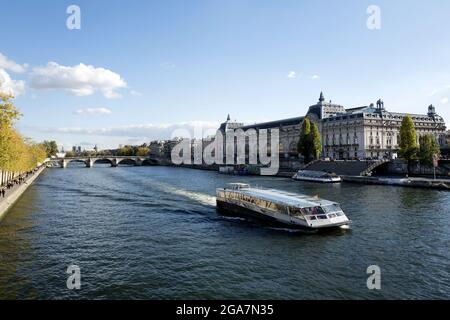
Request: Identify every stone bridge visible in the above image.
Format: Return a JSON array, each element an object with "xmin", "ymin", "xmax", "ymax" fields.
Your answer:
[{"xmin": 57, "ymin": 156, "xmax": 160, "ymax": 168}]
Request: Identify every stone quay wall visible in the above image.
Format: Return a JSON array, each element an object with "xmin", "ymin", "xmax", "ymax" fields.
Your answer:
[{"xmin": 0, "ymin": 166, "xmax": 46, "ymax": 223}]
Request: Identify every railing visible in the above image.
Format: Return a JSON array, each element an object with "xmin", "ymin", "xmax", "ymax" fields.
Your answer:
[
  {"xmin": 360, "ymin": 159, "xmax": 390, "ymax": 176},
  {"xmin": 302, "ymin": 159, "xmax": 321, "ymax": 169}
]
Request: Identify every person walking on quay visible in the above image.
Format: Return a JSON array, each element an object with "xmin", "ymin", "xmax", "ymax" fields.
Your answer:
[{"xmin": 1, "ymin": 188, "xmax": 5, "ymax": 198}]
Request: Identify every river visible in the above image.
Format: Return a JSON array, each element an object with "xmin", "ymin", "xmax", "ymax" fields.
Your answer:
[{"xmin": 0, "ymin": 165, "xmax": 449, "ymax": 299}]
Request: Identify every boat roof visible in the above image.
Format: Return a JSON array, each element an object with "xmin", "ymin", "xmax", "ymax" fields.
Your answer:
[
  {"xmin": 298, "ymin": 170, "xmax": 336, "ymax": 177},
  {"xmin": 220, "ymin": 186, "xmax": 337, "ymax": 208}
]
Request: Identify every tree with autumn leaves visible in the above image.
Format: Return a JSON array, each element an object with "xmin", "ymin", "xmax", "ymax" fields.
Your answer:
[{"xmin": 0, "ymin": 94, "xmax": 47, "ymax": 186}]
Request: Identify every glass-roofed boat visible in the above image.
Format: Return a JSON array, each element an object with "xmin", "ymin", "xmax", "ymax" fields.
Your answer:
[
  {"xmin": 292, "ymin": 170, "xmax": 342, "ymax": 183},
  {"xmin": 216, "ymin": 183, "xmax": 350, "ymax": 230}
]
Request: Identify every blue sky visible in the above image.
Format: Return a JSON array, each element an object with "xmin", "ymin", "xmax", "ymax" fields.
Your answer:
[{"xmin": 1, "ymin": 0, "xmax": 450, "ymax": 149}]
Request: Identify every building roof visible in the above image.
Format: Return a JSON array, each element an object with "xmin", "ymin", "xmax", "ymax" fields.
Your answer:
[{"xmin": 238, "ymin": 116, "xmax": 304, "ymax": 130}]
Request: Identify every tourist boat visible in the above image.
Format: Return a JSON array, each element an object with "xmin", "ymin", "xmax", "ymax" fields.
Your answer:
[
  {"xmin": 216, "ymin": 183, "xmax": 350, "ymax": 230},
  {"xmin": 292, "ymin": 170, "xmax": 342, "ymax": 183}
]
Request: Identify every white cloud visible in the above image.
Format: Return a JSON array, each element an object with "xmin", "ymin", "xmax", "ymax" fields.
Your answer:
[
  {"xmin": 0, "ymin": 52, "xmax": 27, "ymax": 96},
  {"xmin": 287, "ymin": 71, "xmax": 297, "ymax": 79},
  {"xmin": 311, "ymin": 75, "xmax": 320, "ymax": 80},
  {"xmin": 0, "ymin": 69, "xmax": 25, "ymax": 96},
  {"xmin": 0, "ymin": 52, "xmax": 27, "ymax": 74},
  {"xmin": 440, "ymin": 97, "xmax": 449, "ymax": 105},
  {"xmin": 29, "ymin": 62, "xmax": 127, "ymax": 99},
  {"xmin": 75, "ymin": 107, "xmax": 112, "ymax": 115},
  {"xmin": 37, "ymin": 121, "xmax": 221, "ymax": 140}
]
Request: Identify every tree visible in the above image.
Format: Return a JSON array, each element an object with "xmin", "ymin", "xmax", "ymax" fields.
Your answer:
[
  {"xmin": 297, "ymin": 118, "xmax": 312, "ymax": 163},
  {"xmin": 297, "ymin": 118, "xmax": 322, "ymax": 163},
  {"xmin": 135, "ymin": 146, "xmax": 150, "ymax": 156},
  {"xmin": 117, "ymin": 145, "xmax": 134, "ymax": 156},
  {"xmin": 64, "ymin": 150, "xmax": 77, "ymax": 158},
  {"xmin": 311, "ymin": 122, "xmax": 322, "ymax": 160},
  {"xmin": 399, "ymin": 115, "xmax": 418, "ymax": 175},
  {"xmin": 418, "ymin": 134, "xmax": 440, "ymax": 167},
  {"xmin": 43, "ymin": 140, "xmax": 58, "ymax": 157},
  {"xmin": 0, "ymin": 95, "xmax": 47, "ymax": 186},
  {"xmin": 0, "ymin": 93, "xmax": 21, "ymax": 126}
]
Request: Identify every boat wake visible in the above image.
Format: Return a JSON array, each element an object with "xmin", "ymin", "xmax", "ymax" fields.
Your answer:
[
  {"xmin": 267, "ymin": 227, "xmax": 310, "ymax": 234},
  {"xmin": 220, "ymin": 216, "xmax": 247, "ymax": 221},
  {"xmin": 172, "ymin": 189, "xmax": 216, "ymax": 207},
  {"xmin": 153, "ymin": 182, "xmax": 216, "ymax": 207}
]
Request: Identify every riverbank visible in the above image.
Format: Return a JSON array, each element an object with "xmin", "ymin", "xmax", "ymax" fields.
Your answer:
[
  {"xmin": 342, "ymin": 175, "xmax": 450, "ymax": 190},
  {"xmin": 0, "ymin": 166, "xmax": 46, "ymax": 222}
]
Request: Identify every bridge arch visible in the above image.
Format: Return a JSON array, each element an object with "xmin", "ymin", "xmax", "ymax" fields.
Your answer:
[
  {"xmin": 117, "ymin": 158, "xmax": 138, "ymax": 166},
  {"xmin": 93, "ymin": 158, "xmax": 114, "ymax": 167},
  {"xmin": 65, "ymin": 159, "xmax": 88, "ymax": 167},
  {"xmin": 142, "ymin": 159, "xmax": 158, "ymax": 166}
]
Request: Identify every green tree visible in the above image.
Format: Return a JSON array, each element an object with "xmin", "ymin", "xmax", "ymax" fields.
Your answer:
[
  {"xmin": 418, "ymin": 134, "xmax": 440, "ymax": 167},
  {"xmin": 42, "ymin": 140, "xmax": 58, "ymax": 157},
  {"xmin": 311, "ymin": 122, "xmax": 322, "ymax": 160},
  {"xmin": 399, "ymin": 115, "xmax": 418, "ymax": 175},
  {"xmin": 64, "ymin": 150, "xmax": 76, "ymax": 157},
  {"xmin": 297, "ymin": 118, "xmax": 322, "ymax": 163},
  {"xmin": 297, "ymin": 118, "xmax": 312, "ymax": 163}
]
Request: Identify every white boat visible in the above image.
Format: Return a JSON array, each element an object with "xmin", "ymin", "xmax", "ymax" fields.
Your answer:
[
  {"xmin": 216, "ymin": 183, "xmax": 350, "ymax": 231},
  {"xmin": 292, "ymin": 170, "xmax": 342, "ymax": 183}
]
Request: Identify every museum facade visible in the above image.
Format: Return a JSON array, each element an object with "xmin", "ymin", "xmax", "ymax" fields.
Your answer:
[{"xmin": 221, "ymin": 92, "xmax": 447, "ymax": 160}]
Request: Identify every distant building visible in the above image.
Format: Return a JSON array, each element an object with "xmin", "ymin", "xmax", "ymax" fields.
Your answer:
[
  {"xmin": 149, "ymin": 140, "xmax": 165, "ymax": 158},
  {"xmin": 442, "ymin": 131, "xmax": 450, "ymax": 156},
  {"xmin": 221, "ymin": 92, "xmax": 447, "ymax": 161},
  {"xmin": 71, "ymin": 146, "xmax": 83, "ymax": 154}
]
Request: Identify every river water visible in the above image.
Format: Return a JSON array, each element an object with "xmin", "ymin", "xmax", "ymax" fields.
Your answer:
[{"xmin": 0, "ymin": 165, "xmax": 449, "ymax": 299}]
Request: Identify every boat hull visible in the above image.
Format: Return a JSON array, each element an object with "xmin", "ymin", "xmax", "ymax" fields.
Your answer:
[
  {"xmin": 217, "ymin": 200, "xmax": 345, "ymax": 231},
  {"xmin": 292, "ymin": 176, "xmax": 342, "ymax": 183}
]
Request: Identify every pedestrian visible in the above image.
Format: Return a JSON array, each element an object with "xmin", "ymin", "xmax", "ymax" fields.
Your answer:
[{"xmin": 1, "ymin": 188, "xmax": 5, "ymax": 198}]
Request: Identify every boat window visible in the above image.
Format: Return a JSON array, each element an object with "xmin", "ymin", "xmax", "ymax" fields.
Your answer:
[
  {"xmin": 322, "ymin": 204, "xmax": 341, "ymax": 213},
  {"xmin": 328, "ymin": 214, "xmax": 336, "ymax": 218},
  {"xmin": 290, "ymin": 207, "xmax": 303, "ymax": 216},
  {"xmin": 308, "ymin": 216, "xmax": 317, "ymax": 220},
  {"xmin": 309, "ymin": 207, "xmax": 325, "ymax": 215},
  {"xmin": 318, "ymin": 215, "xmax": 328, "ymax": 220}
]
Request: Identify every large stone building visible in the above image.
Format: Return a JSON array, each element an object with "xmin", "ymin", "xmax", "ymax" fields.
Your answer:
[
  {"xmin": 221, "ymin": 92, "xmax": 447, "ymax": 161},
  {"xmin": 442, "ymin": 131, "xmax": 450, "ymax": 156}
]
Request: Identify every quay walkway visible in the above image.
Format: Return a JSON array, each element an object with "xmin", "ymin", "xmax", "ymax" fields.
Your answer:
[
  {"xmin": 0, "ymin": 166, "xmax": 46, "ymax": 222},
  {"xmin": 342, "ymin": 175, "xmax": 450, "ymax": 190}
]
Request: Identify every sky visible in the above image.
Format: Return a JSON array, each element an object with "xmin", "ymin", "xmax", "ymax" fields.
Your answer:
[{"xmin": 1, "ymin": 0, "xmax": 450, "ymax": 150}]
